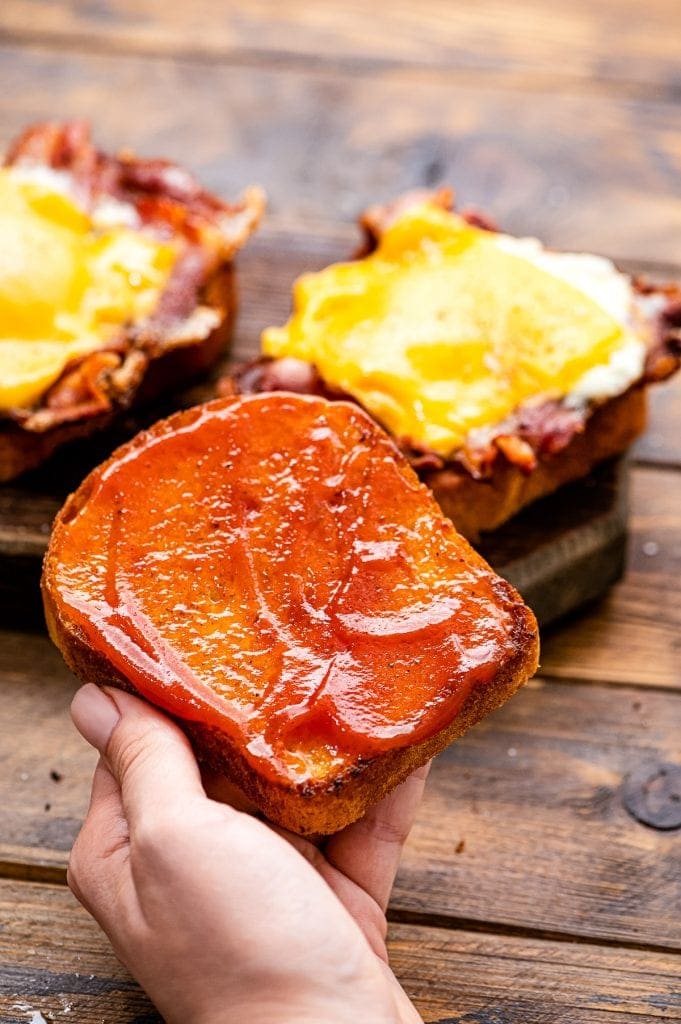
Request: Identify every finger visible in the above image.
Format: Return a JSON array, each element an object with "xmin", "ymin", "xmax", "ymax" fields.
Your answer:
[
  {"xmin": 71, "ymin": 683, "xmax": 206, "ymax": 835},
  {"xmin": 324, "ymin": 762, "xmax": 431, "ymax": 913},
  {"xmin": 68, "ymin": 758, "xmax": 130, "ymax": 917}
]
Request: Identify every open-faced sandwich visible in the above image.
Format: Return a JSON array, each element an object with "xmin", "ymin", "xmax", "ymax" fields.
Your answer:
[
  {"xmin": 42, "ymin": 392, "xmax": 539, "ymax": 835},
  {"xmin": 225, "ymin": 190, "xmax": 680, "ymax": 540},
  {"xmin": 0, "ymin": 121, "xmax": 263, "ymax": 482}
]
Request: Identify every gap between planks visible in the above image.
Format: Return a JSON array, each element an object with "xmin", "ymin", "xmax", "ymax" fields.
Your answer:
[
  {"xmin": 0, "ymin": 860, "xmax": 66, "ymax": 886},
  {"xmin": 634, "ymin": 458, "xmax": 681, "ymax": 473},
  {"xmin": 387, "ymin": 908, "xmax": 681, "ymax": 958},
  {"xmin": 530, "ymin": 672, "xmax": 681, "ymax": 697},
  {"xmin": 3, "ymin": 28, "xmax": 681, "ymax": 106}
]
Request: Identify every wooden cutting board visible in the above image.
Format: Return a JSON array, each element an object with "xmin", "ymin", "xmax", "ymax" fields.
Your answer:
[{"xmin": 0, "ymin": 378, "xmax": 627, "ymax": 629}]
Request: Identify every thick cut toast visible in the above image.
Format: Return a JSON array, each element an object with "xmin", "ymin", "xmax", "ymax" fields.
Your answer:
[
  {"xmin": 42, "ymin": 393, "xmax": 539, "ymax": 835},
  {"xmin": 0, "ymin": 121, "xmax": 263, "ymax": 482}
]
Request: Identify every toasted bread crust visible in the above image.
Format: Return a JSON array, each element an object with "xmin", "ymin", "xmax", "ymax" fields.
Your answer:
[
  {"xmin": 424, "ymin": 386, "xmax": 648, "ymax": 540},
  {"xmin": 43, "ymin": 564, "xmax": 538, "ymax": 836}
]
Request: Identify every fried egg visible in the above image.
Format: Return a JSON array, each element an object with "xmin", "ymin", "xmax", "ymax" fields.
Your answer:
[{"xmin": 263, "ymin": 201, "xmax": 646, "ymax": 457}]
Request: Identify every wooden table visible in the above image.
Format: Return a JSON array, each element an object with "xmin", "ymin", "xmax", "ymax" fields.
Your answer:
[{"xmin": 1, "ymin": 3, "xmax": 681, "ymax": 1020}]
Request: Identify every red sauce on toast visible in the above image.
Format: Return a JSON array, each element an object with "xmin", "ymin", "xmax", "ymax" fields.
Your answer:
[{"xmin": 47, "ymin": 394, "xmax": 531, "ymax": 785}]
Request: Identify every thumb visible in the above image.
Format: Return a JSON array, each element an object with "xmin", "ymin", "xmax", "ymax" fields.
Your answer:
[{"xmin": 71, "ymin": 683, "xmax": 206, "ymax": 833}]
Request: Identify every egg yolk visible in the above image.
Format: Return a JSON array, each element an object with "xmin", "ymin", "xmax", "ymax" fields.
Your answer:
[
  {"xmin": 263, "ymin": 203, "xmax": 630, "ymax": 456},
  {"xmin": 0, "ymin": 170, "xmax": 176, "ymax": 410}
]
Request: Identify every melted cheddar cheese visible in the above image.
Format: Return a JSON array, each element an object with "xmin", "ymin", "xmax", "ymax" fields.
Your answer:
[
  {"xmin": 0, "ymin": 169, "xmax": 176, "ymax": 410},
  {"xmin": 263, "ymin": 202, "xmax": 644, "ymax": 456}
]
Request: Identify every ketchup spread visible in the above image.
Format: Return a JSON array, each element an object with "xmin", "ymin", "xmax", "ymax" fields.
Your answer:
[{"xmin": 48, "ymin": 394, "xmax": 529, "ymax": 786}]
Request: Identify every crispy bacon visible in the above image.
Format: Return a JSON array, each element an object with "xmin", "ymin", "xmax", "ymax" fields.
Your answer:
[
  {"xmin": 7, "ymin": 348, "xmax": 151, "ymax": 434},
  {"xmin": 10, "ymin": 353, "xmax": 120, "ymax": 433},
  {"xmin": 45, "ymin": 352, "xmax": 122, "ymax": 414},
  {"xmin": 147, "ymin": 246, "xmax": 210, "ymax": 330},
  {"xmin": 218, "ymin": 356, "xmax": 343, "ymax": 401}
]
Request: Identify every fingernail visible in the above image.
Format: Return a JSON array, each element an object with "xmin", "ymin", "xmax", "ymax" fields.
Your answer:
[{"xmin": 71, "ymin": 684, "xmax": 121, "ymax": 753}]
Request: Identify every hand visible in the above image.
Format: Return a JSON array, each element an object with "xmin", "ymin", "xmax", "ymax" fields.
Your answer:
[{"xmin": 69, "ymin": 684, "xmax": 428, "ymax": 1024}]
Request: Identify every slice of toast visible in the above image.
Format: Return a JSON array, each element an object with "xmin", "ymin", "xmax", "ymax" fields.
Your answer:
[
  {"xmin": 42, "ymin": 393, "xmax": 539, "ymax": 835},
  {"xmin": 223, "ymin": 190, "xmax": 680, "ymax": 541},
  {"xmin": 0, "ymin": 121, "xmax": 264, "ymax": 482}
]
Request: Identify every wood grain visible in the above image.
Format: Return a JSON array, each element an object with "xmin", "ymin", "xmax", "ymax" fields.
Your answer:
[
  {"xmin": 2, "ymin": 881, "xmax": 681, "ymax": 1024},
  {"xmin": 389, "ymin": 924, "xmax": 681, "ymax": 1023},
  {"xmin": 2, "ymin": 630, "xmax": 679, "ymax": 949},
  {"xmin": 1, "ymin": 46, "xmax": 681, "ymax": 264},
  {"xmin": 0, "ymin": 629, "xmax": 94, "ymax": 879},
  {"xmin": 0, "ymin": 879, "xmax": 158, "ymax": 1023},
  {"xmin": 3, "ymin": 0, "xmax": 681, "ymax": 99}
]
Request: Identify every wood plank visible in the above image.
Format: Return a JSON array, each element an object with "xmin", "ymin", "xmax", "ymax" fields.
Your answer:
[
  {"xmin": 540, "ymin": 465, "xmax": 681, "ymax": 687},
  {"xmin": 541, "ymin": 570, "xmax": 681, "ymax": 689},
  {"xmin": 1, "ymin": 46, "xmax": 681, "ymax": 265},
  {"xmin": 1, "ymin": 880, "xmax": 680, "ymax": 1024},
  {"xmin": 479, "ymin": 458, "xmax": 629, "ymax": 627},
  {"xmin": 2, "ymin": 0, "xmax": 681, "ymax": 98},
  {"xmin": 2, "ymin": 635, "xmax": 680, "ymax": 949},
  {"xmin": 389, "ymin": 924, "xmax": 681, "ymax": 1023}
]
